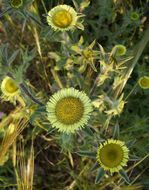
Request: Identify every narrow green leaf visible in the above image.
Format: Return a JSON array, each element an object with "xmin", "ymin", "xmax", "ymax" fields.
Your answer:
[
  {"xmin": 129, "ymin": 154, "xmax": 140, "ymax": 161},
  {"xmin": 90, "ymin": 162, "xmax": 100, "ymax": 172},
  {"xmin": 0, "ymin": 7, "xmax": 12, "ymax": 18},
  {"xmin": 83, "ymin": 126, "xmax": 94, "ymax": 136},
  {"xmin": 95, "ymin": 167, "xmax": 105, "ymax": 184},
  {"xmin": 126, "ymin": 140, "xmax": 136, "ymax": 148},
  {"xmin": 113, "ymin": 121, "xmax": 119, "ymax": 139},
  {"xmin": 77, "ymin": 151, "xmax": 96, "ymax": 158},
  {"xmin": 8, "ymin": 50, "xmax": 20, "ymax": 66},
  {"xmin": 28, "ymin": 13, "xmax": 43, "ymax": 27},
  {"xmin": 119, "ymin": 169, "xmax": 130, "ymax": 184},
  {"xmin": 35, "ymin": 106, "xmax": 46, "ymax": 113}
]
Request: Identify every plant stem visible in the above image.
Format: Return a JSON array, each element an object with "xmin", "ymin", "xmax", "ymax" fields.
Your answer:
[
  {"xmin": 19, "ymin": 83, "xmax": 44, "ymax": 106},
  {"xmin": 51, "ymin": 69, "xmax": 64, "ymax": 89},
  {"xmin": 124, "ymin": 82, "xmax": 138, "ymax": 101}
]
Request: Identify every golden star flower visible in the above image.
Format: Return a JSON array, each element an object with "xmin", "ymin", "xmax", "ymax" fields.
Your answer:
[
  {"xmin": 46, "ymin": 88, "xmax": 93, "ymax": 133},
  {"xmin": 1, "ymin": 76, "xmax": 19, "ymax": 97},
  {"xmin": 1, "ymin": 76, "xmax": 20, "ymax": 104},
  {"xmin": 138, "ymin": 76, "xmax": 149, "ymax": 89},
  {"xmin": 96, "ymin": 139, "xmax": 129, "ymax": 173},
  {"xmin": 10, "ymin": 0, "xmax": 23, "ymax": 8},
  {"xmin": 130, "ymin": 12, "xmax": 140, "ymax": 21},
  {"xmin": 47, "ymin": 5, "xmax": 82, "ymax": 31},
  {"xmin": 113, "ymin": 45, "xmax": 127, "ymax": 56}
]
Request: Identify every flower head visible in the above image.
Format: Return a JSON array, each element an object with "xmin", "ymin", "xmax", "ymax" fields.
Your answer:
[
  {"xmin": 138, "ymin": 76, "xmax": 149, "ymax": 89},
  {"xmin": 96, "ymin": 139, "xmax": 129, "ymax": 173},
  {"xmin": 1, "ymin": 76, "xmax": 19, "ymax": 97},
  {"xmin": 47, "ymin": 5, "xmax": 81, "ymax": 31},
  {"xmin": 113, "ymin": 45, "xmax": 126, "ymax": 57},
  {"xmin": 130, "ymin": 12, "xmax": 140, "ymax": 21},
  {"xmin": 10, "ymin": 0, "xmax": 23, "ymax": 8},
  {"xmin": 1, "ymin": 76, "xmax": 20, "ymax": 103},
  {"xmin": 46, "ymin": 88, "xmax": 93, "ymax": 133}
]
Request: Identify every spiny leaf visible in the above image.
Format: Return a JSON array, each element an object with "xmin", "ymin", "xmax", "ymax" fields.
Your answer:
[
  {"xmin": 129, "ymin": 154, "xmax": 140, "ymax": 161},
  {"xmin": 95, "ymin": 167, "xmax": 105, "ymax": 184},
  {"xmin": 77, "ymin": 150, "xmax": 96, "ymax": 158},
  {"xmin": 113, "ymin": 121, "xmax": 120, "ymax": 139},
  {"xmin": 8, "ymin": 49, "xmax": 20, "ymax": 66},
  {"xmin": 126, "ymin": 140, "xmax": 136, "ymax": 148},
  {"xmin": 25, "ymin": 10, "xmax": 43, "ymax": 27},
  {"xmin": 90, "ymin": 162, "xmax": 100, "ymax": 172},
  {"xmin": 119, "ymin": 169, "xmax": 130, "ymax": 184},
  {"xmin": 83, "ymin": 126, "xmax": 94, "ymax": 136}
]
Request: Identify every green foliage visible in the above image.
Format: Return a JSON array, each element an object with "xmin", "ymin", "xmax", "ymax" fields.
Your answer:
[
  {"xmin": 119, "ymin": 169, "xmax": 130, "ymax": 184},
  {"xmin": 0, "ymin": 0, "xmax": 149, "ymax": 189},
  {"xmin": 95, "ymin": 167, "xmax": 105, "ymax": 184}
]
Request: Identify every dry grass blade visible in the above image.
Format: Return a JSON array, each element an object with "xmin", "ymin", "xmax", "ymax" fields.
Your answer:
[
  {"xmin": 13, "ymin": 139, "xmax": 34, "ymax": 190},
  {"xmin": 26, "ymin": 141, "xmax": 34, "ymax": 190},
  {"xmin": 0, "ymin": 106, "xmax": 22, "ymax": 131},
  {"xmin": 0, "ymin": 118, "xmax": 28, "ymax": 165}
]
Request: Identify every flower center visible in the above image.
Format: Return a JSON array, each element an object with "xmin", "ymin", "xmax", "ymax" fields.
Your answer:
[
  {"xmin": 99, "ymin": 143, "xmax": 123, "ymax": 168},
  {"xmin": 140, "ymin": 78, "xmax": 149, "ymax": 87},
  {"xmin": 5, "ymin": 78, "xmax": 18, "ymax": 93},
  {"xmin": 116, "ymin": 47, "xmax": 125, "ymax": 56},
  {"xmin": 55, "ymin": 97, "xmax": 84, "ymax": 125},
  {"xmin": 52, "ymin": 10, "xmax": 72, "ymax": 28},
  {"xmin": 10, "ymin": 0, "xmax": 23, "ymax": 8}
]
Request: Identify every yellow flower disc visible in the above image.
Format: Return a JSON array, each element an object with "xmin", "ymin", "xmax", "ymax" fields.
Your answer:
[
  {"xmin": 5, "ymin": 79, "xmax": 18, "ymax": 93},
  {"xmin": 1, "ymin": 76, "xmax": 19, "ymax": 97},
  {"xmin": 47, "ymin": 5, "xmax": 78, "ymax": 31},
  {"xmin": 52, "ymin": 10, "xmax": 72, "ymax": 28},
  {"xmin": 55, "ymin": 97, "xmax": 84, "ymax": 125},
  {"xmin": 138, "ymin": 76, "xmax": 149, "ymax": 89},
  {"xmin": 96, "ymin": 139, "xmax": 129, "ymax": 173},
  {"xmin": 46, "ymin": 88, "xmax": 93, "ymax": 133}
]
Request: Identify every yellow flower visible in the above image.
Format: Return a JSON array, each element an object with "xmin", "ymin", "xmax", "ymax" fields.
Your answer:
[
  {"xmin": 113, "ymin": 45, "xmax": 126, "ymax": 56},
  {"xmin": 1, "ymin": 76, "xmax": 19, "ymax": 97},
  {"xmin": 130, "ymin": 12, "xmax": 140, "ymax": 21},
  {"xmin": 1, "ymin": 76, "xmax": 20, "ymax": 104},
  {"xmin": 46, "ymin": 88, "xmax": 93, "ymax": 133},
  {"xmin": 10, "ymin": 0, "xmax": 23, "ymax": 8},
  {"xmin": 47, "ymin": 5, "xmax": 82, "ymax": 31},
  {"xmin": 138, "ymin": 76, "xmax": 149, "ymax": 89},
  {"xmin": 96, "ymin": 139, "xmax": 129, "ymax": 173}
]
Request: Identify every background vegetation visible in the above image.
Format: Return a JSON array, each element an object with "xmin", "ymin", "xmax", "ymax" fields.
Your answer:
[{"xmin": 0, "ymin": 0, "xmax": 149, "ymax": 189}]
